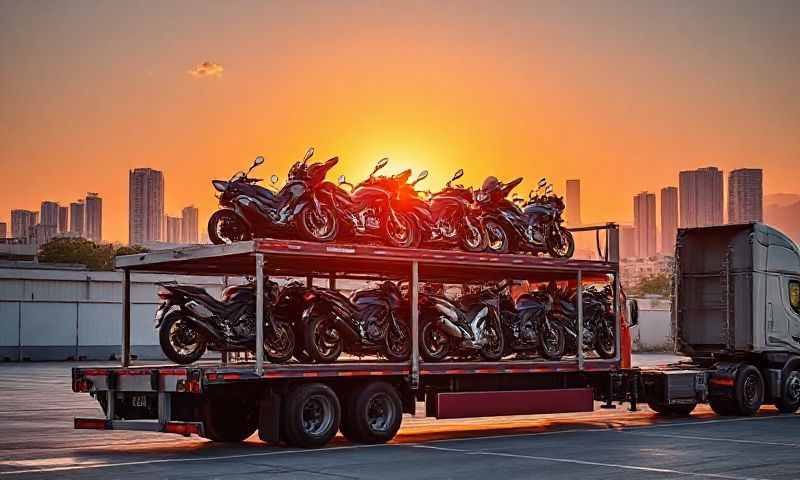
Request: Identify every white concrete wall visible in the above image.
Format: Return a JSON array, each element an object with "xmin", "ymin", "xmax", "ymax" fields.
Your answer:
[{"xmin": 631, "ymin": 297, "xmax": 673, "ymax": 352}]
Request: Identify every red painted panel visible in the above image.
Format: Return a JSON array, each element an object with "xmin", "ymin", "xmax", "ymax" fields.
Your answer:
[{"xmin": 436, "ymin": 388, "xmax": 593, "ymax": 419}]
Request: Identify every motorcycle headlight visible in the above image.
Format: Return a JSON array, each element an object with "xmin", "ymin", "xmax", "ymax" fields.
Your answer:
[
  {"xmin": 289, "ymin": 183, "xmax": 306, "ymax": 197},
  {"xmin": 212, "ymin": 180, "xmax": 228, "ymax": 192}
]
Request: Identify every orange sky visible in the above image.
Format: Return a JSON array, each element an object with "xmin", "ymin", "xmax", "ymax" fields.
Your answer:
[{"xmin": 1, "ymin": 1, "xmax": 798, "ymax": 243}]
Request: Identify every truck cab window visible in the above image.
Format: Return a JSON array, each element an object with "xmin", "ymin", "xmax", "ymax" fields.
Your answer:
[{"xmin": 790, "ymin": 281, "xmax": 800, "ymax": 315}]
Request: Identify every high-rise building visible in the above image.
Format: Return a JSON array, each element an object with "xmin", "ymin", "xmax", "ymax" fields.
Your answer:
[
  {"xmin": 660, "ymin": 186, "xmax": 678, "ymax": 255},
  {"xmin": 85, "ymin": 193, "xmax": 102, "ymax": 243},
  {"xmin": 728, "ymin": 168, "xmax": 763, "ymax": 224},
  {"xmin": 620, "ymin": 225, "xmax": 636, "ymax": 259},
  {"xmin": 129, "ymin": 168, "xmax": 165, "ymax": 245},
  {"xmin": 11, "ymin": 210, "xmax": 37, "ymax": 239},
  {"xmin": 565, "ymin": 179, "xmax": 581, "ymax": 226},
  {"xmin": 40, "ymin": 201, "xmax": 60, "ymax": 228},
  {"xmin": 31, "ymin": 224, "xmax": 57, "ymax": 245},
  {"xmin": 0, "ymin": 222, "xmax": 7, "ymax": 239},
  {"xmin": 165, "ymin": 215, "xmax": 182, "ymax": 243},
  {"xmin": 633, "ymin": 192, "xmax": 657, "ymax": 258},
  {"xmin": 58, "ymin": 206, "xmax": 69, "ymax": 233},
  {"xmin": 69, "ymin": 200, "xmax": 85, "ymax": 236},
  {"xmin": 181, "ymin": 206, "xmax": 199, "ymax": 244},
  {"xmin": 679, "ymin": 167, "xmax": 723, "ymax": 228}
]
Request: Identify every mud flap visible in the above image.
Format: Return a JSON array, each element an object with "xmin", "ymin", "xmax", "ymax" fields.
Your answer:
[{"xmin": 258, "ymin": 391, "xmax": 281, "ymax": 443}]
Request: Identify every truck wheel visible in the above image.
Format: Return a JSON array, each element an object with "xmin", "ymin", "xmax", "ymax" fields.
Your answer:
[
  {"xmin": 709, "ymin": 397, "xmax": 738, "ymax": 416},
  {"xmin": 775, "ymin": 371, "xmax": 800, "ymax": 414},
  {"xmin": 647, "ymin": 401, "xmax": 696, "ymax": 417},
  {"xmin": 734, "ymin": 365, "xmax": 764, "ymax": 416},
  {"xmin": 202, "ymin": 394, "xmax": 257, "ymax": 442},
  {"xmin": 282, "ymin": 383, "xmax": 340, "ymax": 448},
  {"xmin": 342, "ymin": 381, "xmax": 402, "ymax": 444}
]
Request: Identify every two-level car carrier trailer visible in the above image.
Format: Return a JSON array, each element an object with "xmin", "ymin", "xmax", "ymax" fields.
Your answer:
[{"xmin": 70, "ymin": 223, "xmax": 800, "ymax": 448}]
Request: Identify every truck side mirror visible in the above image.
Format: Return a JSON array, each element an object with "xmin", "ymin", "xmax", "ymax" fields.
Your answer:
[{"xmin": 628, "ymin": 299, "xmax": 639, "ymax": 327}]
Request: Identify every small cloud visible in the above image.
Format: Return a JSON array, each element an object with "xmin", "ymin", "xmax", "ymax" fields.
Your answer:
[{"xmin": 188, "ymin": 61, "xmax": 224, "ymax": 78}]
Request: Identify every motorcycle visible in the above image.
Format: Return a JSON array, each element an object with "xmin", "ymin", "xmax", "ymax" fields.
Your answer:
[
  {"xmin": 322, "ymin": 158, "xmax": 432, "ymax": 248},
  {"xmin": 476, "ymin": 176, "xmax": 575, "ymax": 258},
  {"xmin": 549, "ymin": 282, "xmax": 616, "ymax": 359},
  {"xmin": 301, "ymin": 281, "xmax": 411, "ymax": 363},
  {"xmin": 423, "ymin": 169, "xmax": 488, "ymax": 252},
  {"xmin": 154, "ymin": 281, "xmax": 295, "ymax": 365},
  {"xmin": 269, "ymin": 280, "xmax": 322, "ymax": 363},
  {"xmin": 459, "ymin": 281, "xmax": 565, "ymax": 360},
  {"xmin": 417, "ymin": 284, "xmax": 505, "ymax": 362},
  {"xmin": 208, "ymin": 148, "xmax": 341, "ymax": 244}
]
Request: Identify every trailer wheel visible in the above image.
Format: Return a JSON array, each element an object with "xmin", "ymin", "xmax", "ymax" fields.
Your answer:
[
  {"xmin": 342, "ymin": 381, "xmax": 402, "ymax": 444},
  {"xmin": 282, "ymin": 383, "xmax": 340, "ymax": 448},
  {"xmin": 202, "ymin": 395, "xmax": 257, "ymax": 442},
  {"xmin": 647, "ymin": 401, "xmax": 696, "ymax": 417},
  {"xmin": 735, "ymin": 365, "xmax": 764, "ymax": 416},
  {"xmin": 775, "ymin": 370, "xmax": 800, "ymax": 414}
]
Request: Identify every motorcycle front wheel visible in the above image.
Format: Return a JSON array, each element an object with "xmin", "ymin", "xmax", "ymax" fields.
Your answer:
[
  {"xmin": 296, "ymin": 204, "xmax": 339, "ymax": 242},
  {"xmin": 538, "ymin": 319, "xmax": 566, "ymax": 360},
  {"xmin": 264, "ymin": 322, "xmax": 295, "ymax": 364},
  {"xmin": 479, "ymin": 314, "xmax": 505, "ymax": 361},
  {"xmin": 383, "ymin": 321, "xmax": 411, "ymax": 362},
  {"xmin": 208, "ymin": 210, "xmax": 252, "ymax": 245},
  {"xmin": 483, "ymin": 219, "xmax": 510, "ymax": 254},
  {"xmin": 594, "ymin": 314, "xmax": 616, "ymax": 359},
  {"xmin": 304, "ymin": 314, "xmax": 343, "ymax": 363},
  {"xmin": 546, "ymin": 228, "xmax": 575, "ymax": 259},
  {"xmin": 159, "ymin": 311, "xmax": 207, "ymax": 364},
  {"xmin": 458, "ymin": 218, "xmax": 488, "ymax": 252},
  {"xmin": 420, "ymin": 321, "xmax": 450, "ymax": 362},
  {"xmin": 384, "ymin": 212, "xmax": 418, "ymax": 248}
]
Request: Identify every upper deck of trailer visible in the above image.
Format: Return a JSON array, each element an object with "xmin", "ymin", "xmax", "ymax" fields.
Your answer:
[{"xmin": 114, "ymin": 232, "xmax": 619, "ymax": 282}]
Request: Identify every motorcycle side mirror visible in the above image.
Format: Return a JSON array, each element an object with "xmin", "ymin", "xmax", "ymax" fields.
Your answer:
[
  {"xmin": 412, "ymin": 170, "xmax": 429, "ymax": 185},
  {"xmin": 270, "ymin": 174, "xmax": 279, "ymax": 184},
  {"xmin": 546, "ymin": 185, "xmax": 553, "ymax": 195},
  {"xmin": 338, "ymin": 175, "xmax": 346, "ymax": 184},
  {"xmin": 254, "ymin": 156, "xmax": 265, "ymax": 166},
  {"xmin": 628, "ymin": 299, "xmax": 639, "ymax": 327},
  {"xmin": 372, "ymin": 157, "xmax": 389, "ymax": 176},
  {"xmin": 452, "ymin": 169, "xmax": 464, "ymax": 181},
  {"xmin": 303, "ymin": 147, "xmax": 314, "ymax": 163},
  {"xmin": 538, "ymin": 178, "xmax": 547, "ymax": 188}
]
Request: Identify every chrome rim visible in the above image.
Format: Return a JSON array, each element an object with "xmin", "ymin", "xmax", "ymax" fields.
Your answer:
[
  {"xmin": 303, "ymin": 208, "xmax": 335, "ymax": 240},
  {"xmin": 743, "ymin": 373, "xmax": 761, "ymax": 407},
  {"xmin": 365, "ymin": 393, "xmax": 396, "ymax": 433},
  {"xmin": 301, "ymin": 394, "xmax": 335, "ymax": 437},
  {"xmin": 550, "ymin": 230, "xmax": 571, "ymax": 257},
  {"xmin": 216, "ymin": 215, "xmax": 246, "ymax": 243},
  {"xmin": 169, "ymin": 320, "xmax": 201, "ymax": 356},
  {"xmin": 388, "ymin": 215, "xmax": 412, "ymax": 245},
  {"xmin": 463, "ymin": 224, "xmax": 482, "ymax": 249},
  {"xmin": 786, "ymin": 373, "xmax": 800, "ymax": 404},
  {"xmin": 313, "ymin": 318, "xmax": 340, "ymax": 358},
  {"xmin": 386, "ymin": 322, "xmax": 410, "ymax": 358},
  {"xmin": 485, "ymin": 222, "xmax": 506, "ymax": 251},
  {"xmin": 423, "ymin": 323, "xmax": 448, "ymax": 358}
]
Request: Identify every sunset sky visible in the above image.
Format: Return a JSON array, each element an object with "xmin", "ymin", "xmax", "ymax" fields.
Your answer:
[{"xmin": 1, "ymin": 0, "xmax": 798, "ymax": 243}]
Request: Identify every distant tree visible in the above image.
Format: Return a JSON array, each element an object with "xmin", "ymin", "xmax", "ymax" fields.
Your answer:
[
  {"xmin": 39, "ymin": 237, "xmax": 149, "ymax": 271},
  {"xmin": 632, "ymin": 273, "xmax": 672, "ymax": 297}
]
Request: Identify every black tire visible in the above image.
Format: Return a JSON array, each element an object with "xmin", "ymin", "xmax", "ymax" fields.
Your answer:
[
  {"xmin": 709, "ymin": 397, "xmax": 738, "ymax": 416},
  {"xmin": 202, "ymin": 393, "xmax": 258, "ymax": 442},
  {"xmin": 159, "ymin": 311, "xmax": 207, "ymax": 365},
  {"xmin": 420, "ymin": 321, "xmax": 450, "ymax": 362},
  {"xmin": 594, "ymin": 313, "xmax": 616, "ymax": 359},
  {"xmin": 304, "ymin": 314, "xmax": 343, "ymax": 363},
  {"xmin": 483, "ymin": 219, "xmax": 510, "ymax": 254},
  {"xmin": 384, "ymin": 320, "xmax": 411, "ymax": 362},
  {"xmin": 648, "ymin": 402, "xmax": 697, "ymax": 417},
  {"xmin": 546, "ymin": 227, "xmax": 575, "ymax": 259},
  {"xmin": 734, "ymin": 364, "xmax": 764, "ymax": 416},
  {"xmin": 775, "ymin": 370, "xmax": 800, "ymax": 414},
  {"xmin": 384, "ymin": 212, "xmax": 417, "ymax": 248},
  {"xmin": 208, "ymin": 210, "xmax": 251, "ymax": 245},
  {"xmin": 458, "ymin": 219, "xmax": 488, "ymax": 253},
  {"xmin": 264, "ymin": 322, "xmax": 295, "ymax": 364},
  {"xmin": 538, "ymin": 318, "xmax": 566, "ymax": 361},
  {"xmin": 296, "ymin": 204, "xmax": 339, "ymax": 243},
  {"xmin": 479, "ymin": 312, "xmax": 505, "ymax": 361},
  {"xmin": 342, "ymin": 382, "xmax": 403, "ymax": 444},
  {"xmin": 282, "ymin": 383, "xmax": 341, "ymax": 448}
]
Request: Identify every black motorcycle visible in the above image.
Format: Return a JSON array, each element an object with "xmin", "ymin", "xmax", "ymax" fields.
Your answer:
[
  {"xmin": 301, "ymin": 281, "xmax": 411, "ymax": 363},
  {"xmin": 417, "ymin": 284, "xmax": 505, "ymax": 362},
  {"xmin": 208, "ymin": 148, "xmax": 340, "ymax": 244},
  {"xmin": 321, "ymin": 158, "xmax": 432, "ymax": 248},
  {"xmin": 423, "ymin": 169, "xmax": 487, "ymax": 252},
  {"xmin": 476, "ymin": 176, "xmax": 575, "ymax": 258},
  {"xmin": 549, "ymin": 282, "xmax": 616, "ymax": 359},
  {"xmin": 154, "ymin": 281, "xmax": 295, "ymax": 364},
  {"xmin": 460, "ymin": 281, "xmax": 565, "ymax": 360}
]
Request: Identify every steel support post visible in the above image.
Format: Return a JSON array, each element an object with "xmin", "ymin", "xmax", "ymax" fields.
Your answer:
[
  {"xmin": 255, "ymin": 253, "xmax": 265, "ymax": 376},
  {"xmin": 614, "ymin": 271, "xmax": 621, "ymax": 362},
  {"xmin": 577, "ymin": 269, "xmax": 584, "ymax": 371},
  {"xmin": 411, "ymin": 261, "xmax": 420, "ymax": 389},
  {"xmin": 306, "ymin": 276, "xmax": 313, "ymax": 288},
  {"xmin": 329, "ymin": 273, "xmax": 336, "ymax": 289},
  {"xmin": 121, "ymin": 269, "xmax": 131, "ymax": 367}
]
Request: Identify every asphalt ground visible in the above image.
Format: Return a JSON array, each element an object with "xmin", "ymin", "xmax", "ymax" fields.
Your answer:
[{"xmin": 1, "ymin": 354, "xmax": 798, "ymax": 480}]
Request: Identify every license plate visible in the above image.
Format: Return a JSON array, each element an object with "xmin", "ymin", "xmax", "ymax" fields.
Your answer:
[{"xmin": 130, "ymin": 395, "xmax": 148, "ymax": 408}]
